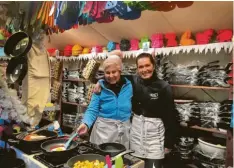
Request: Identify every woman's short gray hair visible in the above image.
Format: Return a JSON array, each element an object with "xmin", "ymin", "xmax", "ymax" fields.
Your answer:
[{"xmin": 102, "ymin": 55, "xmax": 122, "ymax": 71}]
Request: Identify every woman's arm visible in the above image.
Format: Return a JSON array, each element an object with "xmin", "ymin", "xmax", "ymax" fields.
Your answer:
[
  {"xmin": 82, "ymin": 93, "xmax": 100, "ymax": 128},
  {"xmin": 161, "ymin": 85, "xmax": 179, "ymax": 149}
]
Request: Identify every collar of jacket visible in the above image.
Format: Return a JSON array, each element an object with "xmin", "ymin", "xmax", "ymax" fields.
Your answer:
[
  {"xmin": 138, "ymin": 70, "xmax": 159, "ymax": 85},
  {"xmin": 99, "ymin": 77, "xmax": 130, "ymax": 90}
]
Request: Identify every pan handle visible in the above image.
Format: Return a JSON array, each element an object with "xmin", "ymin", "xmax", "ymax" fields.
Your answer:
[
  {"xmin": 7, "ymin": 139, "xmax": 20, "ymax": 145},
  {"xmin": 207, "ymin": 60, "xmax": 220, "ymax": 65},
  {"xmin": 111, "ymin": 150, "xmax": 135, "ymax": 161}
]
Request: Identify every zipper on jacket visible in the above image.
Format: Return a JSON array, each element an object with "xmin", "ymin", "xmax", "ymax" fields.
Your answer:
[{"xmin": 103, "ymin": 81, "xmax": 129, "ymax": 117}]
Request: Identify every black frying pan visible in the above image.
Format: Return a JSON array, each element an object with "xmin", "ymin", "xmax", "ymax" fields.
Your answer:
[
  {"xmin": 4, "ymin": 12, "xmax": 32, "ymax": 58},
  {"xmin": 41, "ymin": 138, "xmax": 78, "ymax": 159},
  {"xmin": 8, "ymin": 130, "xmax": 57, "ymax": 152},
  {"xmin": 6, "ymin": 56, "xmax": 27, "ymax": 84},
  {"xmin": 98, "ymin": 142, "xmax": 126, "ymax": 157}
]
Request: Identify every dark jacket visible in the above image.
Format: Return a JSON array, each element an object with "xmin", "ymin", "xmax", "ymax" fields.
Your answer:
[{"xmin": 126, "ymin": 73, "xmax": 178, "ymax": 149}]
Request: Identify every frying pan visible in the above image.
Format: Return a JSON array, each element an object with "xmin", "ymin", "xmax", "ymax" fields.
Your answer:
[
  {"xmin": 67, "ymin": 150, "xmax": 134, "ymax": 168},
  {"xmin": 8, "ymin": 130, "xmax": 57, "ymax": 152},
  {"xmin": 98, "ymin": 142, "xmax": 126, "ymax": 157},
  {"xmin": 4, "ymin": 12, "xmax": 32, "ymax": 58},
  {"xmin": 41, "ymin": 138, "xmax": 78, "ymax": 159},
  {"xmin": 6, "ymin": 56, "xmax": 27, "ymax": 84}
]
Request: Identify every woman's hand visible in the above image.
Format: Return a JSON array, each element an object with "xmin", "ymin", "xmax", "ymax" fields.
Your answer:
[
  {"xmin": 165, "ymin": 148, "xmax": 172, "ymax": 154},
  {"xmin": 76, "ymin": 123, "xmax": 88, "ymax": 135},
  {"xmin": 93, "ymin": 82, "xmax": 101, "ymax": 94}
]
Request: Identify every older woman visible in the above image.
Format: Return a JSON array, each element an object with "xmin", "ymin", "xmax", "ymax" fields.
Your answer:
[
  {"xmin": 93, "ymin": 52, "xmax": 178, "ymax": 168},
  {"xmin": 76, "ymin": 55, "xmax": 133, "ymax": 148}
]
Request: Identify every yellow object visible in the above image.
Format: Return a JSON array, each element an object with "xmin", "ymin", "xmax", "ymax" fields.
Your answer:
[
  {"xmin": 46, "ymin": 103, "xmax": 54, "ymax": 107},
  {"xmin": 82, "ymin": 47, "xmax": 91, "ymax": 54},
  {"xmin": 73, "ymin": 160, "xmax": 105, "ymax": 168},
  {"xmin": 102, "ymin": 47, "xmax": 107, "ymax": 52},
  {"xmin": 72, "ymin": 44, "xmax": 83, "ymax": 56},
  {"xmin": 180, "ymin": 30, "xmax": 195, "ymax": 46}
]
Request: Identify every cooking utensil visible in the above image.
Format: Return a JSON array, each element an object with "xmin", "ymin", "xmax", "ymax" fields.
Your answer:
[
  {"xmin": 115, "ymin": 155, "xmax": 124, "ymax": 168},
  {"xmin": 105, "ymin": 155, "xmax": 112, "ymax": 168},
  {"xmin": 6, "ymin": 56, "xmax": 27, "ymax": 84},
  {"xmin": 40, "ymin": 135, "xmax": 79, "ymax": 160},
  {"xmin": 4, "ymin": 12, "xmax": 32, "ymax": 58},
  {"xmin": 198, "ymin": 137, "xmax": 226, "ymax": 159},
  {"xmin": 98, "ymin": 142, "xmax": 126, "ymax": 157},
  {"xmin": 17, "ymin": 123, "xmax": 55, "ymax": 140},
  {"xmin": 67, "ymin": 150, "xmax": 134, "ymax": 168},
  {"xmin": 8, "ymin": 130, "xmax": 58, "ymax": 152},
  {"xmin": 64, "ymin": 132, "xmax": 78, "ymax": 149}
]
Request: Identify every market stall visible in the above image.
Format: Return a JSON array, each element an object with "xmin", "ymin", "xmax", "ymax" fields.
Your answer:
[{"xmin": 0, "ymin": 1, "xmax": 233, "ymax": 168}]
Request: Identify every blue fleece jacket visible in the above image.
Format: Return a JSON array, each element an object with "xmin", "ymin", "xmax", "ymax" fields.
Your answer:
[{"xmin": 82, "ymin": 78, "xmax": 133, "ymax": 128}]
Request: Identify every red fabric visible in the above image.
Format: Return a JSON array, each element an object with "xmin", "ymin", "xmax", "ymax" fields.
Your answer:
[
  {"xmin": 151, "ymin": 34, "xmax": 164, "ymax": 48},
  {"xmin": 165, "ymin": 33, "xmax": 178, "ymax": 47},
  {"xmin": 64, "ymin": 45, "xmax": 73, "ymax": 56},
  {"xmin": 115, "ymin": 43, "xmax": 120, "ymax": 50},
  {"xmin": 196, "ymin": 29, "xmax": 214, "ymax": 44},
  {"xmin": 216, "ymin": 29, "xmax": 233, "ymax": 42},
  {"xmin": 47, "ymin": 48, "xmax": 57, "ymax": 57},
  {"xmin": 130, "ymin": 39, "xmax": 139, "ymax": 50}
]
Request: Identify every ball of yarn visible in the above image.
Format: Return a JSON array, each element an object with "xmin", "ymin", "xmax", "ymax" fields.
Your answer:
[{"xmin": 120, "ymin": 39, "xmax": 130, "ymax": 51}]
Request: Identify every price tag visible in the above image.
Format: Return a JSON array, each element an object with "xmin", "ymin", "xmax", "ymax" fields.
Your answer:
[{"xmin": 142, "ymin": 42, "xmax": 150, "ymax": 52}]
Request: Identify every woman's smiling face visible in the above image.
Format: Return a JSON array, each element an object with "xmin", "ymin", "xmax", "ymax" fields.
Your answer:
[
  {"xmin": 137, "ymin": 57, "xmax": 154, "ymax": 79},
  {"xmin": 104, "ymin": 64, "xmax": 121, "ymax": 84}
]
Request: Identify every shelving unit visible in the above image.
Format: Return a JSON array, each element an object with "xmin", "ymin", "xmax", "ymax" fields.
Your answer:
[
  {"xmin": 180, "ymin": 122, "xmax": 227, "ymax": 135},
  {"xmin": 171, "ymin": 84, "xmax": 230, "ymax": 90},
  {"xmin": 62, "ymin": 101, "xmax": 88, "ymax": 107},
  {"xmin": 63, "ymin": 79, "xmax": 89, "ymax": 82}
]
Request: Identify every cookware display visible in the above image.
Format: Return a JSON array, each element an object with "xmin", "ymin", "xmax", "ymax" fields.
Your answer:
[
  {"xmin": 193, "ymin": 146, "xmax": 225, "ymax": 168},
  {"xmin": 176, "ymin": 100, "xmax": 233, "ymax": 129},
  {"xmin": 176, "ymin": 137, "xmax": 195, "ymax": 161},
  {"xmin": 155, "ymin": 59, "xmax": 233, "ymax": 87},
  {"xmin": 4, "ymin": 11, "xmax": 32, "ymax": 84},
  {"xmin": 62, "ymin": 79, "xmax": 89, "ymax": 105}
]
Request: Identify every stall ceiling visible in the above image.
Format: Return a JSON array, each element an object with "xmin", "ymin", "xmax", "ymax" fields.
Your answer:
[{"xmin": 44, "ymin": 1, "xmax": 233, "ymax": 49}]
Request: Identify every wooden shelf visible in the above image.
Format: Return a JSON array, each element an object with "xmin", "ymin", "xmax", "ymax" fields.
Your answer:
[
  {"xmin": 62, "ymin": 101, "xmax": 88, "ymax": 107},
  {"xmin": 63, "ymin": 79, "xmax": 89, "ymax": 82},
  {"xmin": 180, "ymin": 122, "xmax": 227, "ymax": 135},
  {"xmin": 171, "ymin": 85, "xmax": 230, "ymax": 90}
]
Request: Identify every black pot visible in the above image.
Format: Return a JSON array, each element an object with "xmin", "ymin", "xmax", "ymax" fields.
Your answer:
[
  {"xmin": 6, "ymin": 56, "xmax": 27, "ymax": 84},
  {"xmin": 4, "ymin": 31, "xmax": 32, "ymax": 58}
]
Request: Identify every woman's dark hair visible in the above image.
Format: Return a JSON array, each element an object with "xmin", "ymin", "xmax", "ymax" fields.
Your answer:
[{"xmin": 136, "ymin": 53, "xmax": 155, "ymax": 66}]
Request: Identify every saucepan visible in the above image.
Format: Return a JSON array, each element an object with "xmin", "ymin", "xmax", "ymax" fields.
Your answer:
[{"xmin": 67, "ymin": 150, "xmax": 134, "ymax": 168}]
